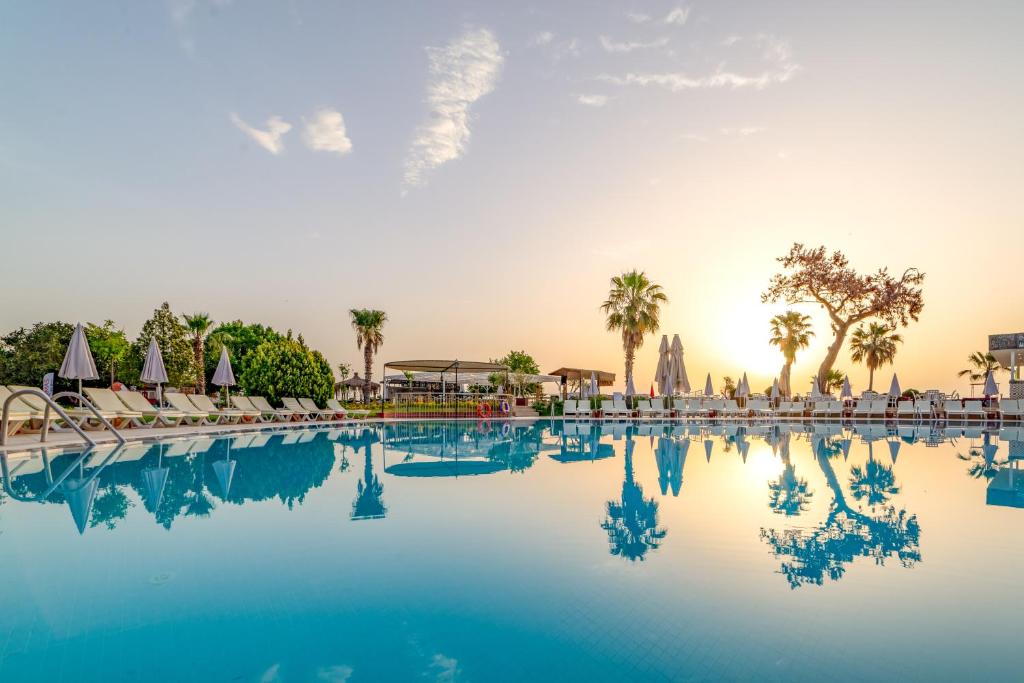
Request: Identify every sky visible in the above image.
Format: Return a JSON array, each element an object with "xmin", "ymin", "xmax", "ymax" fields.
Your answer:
[{"xmin": 2, "ymin": 1, "xmax": 1023, "ymax": 395}]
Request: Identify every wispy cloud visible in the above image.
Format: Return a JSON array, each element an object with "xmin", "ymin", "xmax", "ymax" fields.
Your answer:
[
  {"xmin": 599, "ymin": 35, "xmax": 669, "ymax": 53},
  {"xmin": 403, "ymin": 27, "xmax": 504, "ymax": 189},
  {"xmin": 229, "ymin": 113, "xmax": 292, "ymax": 154},
  {"xmin": 627, "ymin": 11, "xmax": 652, "ymax": 24},
  {"xmin": 598, "ymin": 35, "xmax": 799, "ymax": 91},
  {"xmin": 664, "ymin": 7, "xmax": 690, "ymax": 26},
  {"xmin": 531, "ymin": 31, "xmax": 554, "ymax": 46},
  {"xmin": 575, "ymin": 94, "xmax": 609, "ymax": 107},
  {"xmin": 303, "ymin": 109, "xmax": 353, "ymax": 155}
]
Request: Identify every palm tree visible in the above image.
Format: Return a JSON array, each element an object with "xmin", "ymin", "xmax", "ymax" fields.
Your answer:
[
  {"xmin": 768, "ymin": 311, "xmax": 814, "ymax": 397},
  {"xmin": 849, "ymin": 322, "xmax": 903, "ymax": 391},
  {"xmin": 958, "ymin": 351, "xmax": 1001, "ymax": 382},
  {"xmin": 350, "ymin": 309, "xmax": 387, "ymax": 404},
  {"xmin": 823, "ymin": 369, "xmax": 846, "ymax": 395},
  {"xmin": 600, "ymin": 270, "xmax": 668, "ymax": 395},
  {"xmin": 182, "ymin": 313, "xmax": 214, "ymax": 394}
]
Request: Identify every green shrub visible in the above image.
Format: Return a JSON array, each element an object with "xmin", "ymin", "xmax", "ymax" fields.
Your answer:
[{"xmin": 239, "ymin": 339, "xmax": 334, "ymax": 406}]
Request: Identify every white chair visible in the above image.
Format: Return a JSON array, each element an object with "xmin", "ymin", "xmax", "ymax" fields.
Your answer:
[
  {"xmin": 943, "ymin": 400, "xmax": 966, "ymax": 421},
  {"xmin": 963, "ymin": 400, "xmax": 988, "ymax": 421},
  {"xmin": 895, "ymin": 400, "xmax": 919, "ymax": 421},
  {"xmin": 613, "ymin": 398, "xmax": 634, "ymax": 418},
  {"xmin": 999, "ymin": 399, "xmax": 1022, "ymax": 421}
]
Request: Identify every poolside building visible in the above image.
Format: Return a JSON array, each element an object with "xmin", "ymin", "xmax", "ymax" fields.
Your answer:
[{"xmin": 988, "ymin": 332, "xmax": 1024, "ymax": 398}]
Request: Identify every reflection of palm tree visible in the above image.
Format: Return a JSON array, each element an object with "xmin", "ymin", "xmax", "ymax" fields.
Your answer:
[
  {"xmin": 601, "ymin": 433, "xmax": 666, "ymax": 561},
  {"xmin": 769, "ymin": 464, "xmax": 813, "ymax": 516},
  {"xmin": 849, "ymin": 458, "xmax": 899, "ymax": 508},
  {"xmin": 760, "ymin": 438, "xmax": 920, "ymax": 588},
  {"xmin": 958, "ymin": 443, "xmax": 1004, "ymax": 481},
  {"xmin": 184, "ymin": 452, "xmax": 215, "ymax": 518},
  {"xmin": 351, "ymin": 430, "xmax": 386, "ymax": 520}
]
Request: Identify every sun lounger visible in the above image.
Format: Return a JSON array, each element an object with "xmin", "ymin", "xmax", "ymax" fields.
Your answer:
[
  {"xmin": 165, "ymin": 392, "xmax": 221, "ymax": 425},
  {"xmin": 115, "ymin": 389, "xmax": 191, "ymax": 427},
  {"xmin": 297, "ymin": 398, "xmax": 336, "ymax": 421},
  {"xmin": 282, "ymin": 397, "xmax": 316, "ymax": 421},
  {"xmin": 232, "ymin": 395, "xmax": 283, "ymax": 422},
  {"xmin": 188, "ymin": 394, "xmax": 249, "ymax": 423},
  {"xmin": 895, "ymin": 400, "xmax": 919, "ymax": 421},
  {"xmin": 999, "ymin": 399, "xmax": 1023, "ymax": 421},
  {"xmin": 747, "ymin": 399, "xmax": 774, "ymax": 418},
  {"xmin": 720, "ymin": 400, "xmax": 744, "ymax": 418},
  {"xmin": 82, "ymin": 387, "xmax": 152, "ymax": 427},
  {"xmin": 249, "ymin": 396, "xmax": 300, "ymax": 422},
  {"xmin": 963, "ymin": 400, "xmax": 988, "ymax": 421},
  {"xmin": 613, "ymin": 398, "xmax": 634, "ymax": 418},
  {"xmin": 326, "ymin": 398, "xmax": 370, "ymax": 419},
  {"xmin": 8, "ymin": 385, "xmax": 123, "ymax": 431}
]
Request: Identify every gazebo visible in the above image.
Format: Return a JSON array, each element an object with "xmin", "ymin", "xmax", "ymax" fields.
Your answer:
[
  {"xmin": 335, "ymin": 373, "xmax": 379, "ymax": 401},
  {"xmin": 381, "ymin": 360, "xmax": 511, "ymax": 418},
  {"xmin": 989, "ymin": 333, "xmax": 1024, "ymax": 399},
  {"xmin": 548, "ymin": 367, "xmax": 616, "ymax": 399}
]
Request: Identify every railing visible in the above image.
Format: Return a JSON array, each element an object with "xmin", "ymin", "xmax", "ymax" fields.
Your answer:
[
  {"xmin": 389, "ymin": 392, "xmax": 514, "ymax": 419},
  {"xmin": 1, "ymin": 388, "xmax": 126, "ymax": 447}
]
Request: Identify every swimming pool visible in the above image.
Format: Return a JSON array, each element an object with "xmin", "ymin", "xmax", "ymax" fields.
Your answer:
[{"xmin": 1, "ymin": 420, "xmax": 1022, "ymax": 681}]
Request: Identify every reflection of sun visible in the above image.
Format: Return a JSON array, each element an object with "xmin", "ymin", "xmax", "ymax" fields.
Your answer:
[{"xmin": 747, "ymin": 449, "xmax": 784, "ymax": 480}]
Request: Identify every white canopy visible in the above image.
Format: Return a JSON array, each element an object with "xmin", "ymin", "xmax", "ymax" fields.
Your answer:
[
  {"xmin": 59, "ymin": 323, "xmax": 99, "ymax": 382},
  {"xmin": 212, "ymin": 346, "xmax": 236, "ymax": 387}
]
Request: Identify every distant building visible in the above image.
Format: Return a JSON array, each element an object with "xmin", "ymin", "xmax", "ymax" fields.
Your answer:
[{"xmin": 989, "ymin": 333, "xmax": 1024, "ymax": 399}]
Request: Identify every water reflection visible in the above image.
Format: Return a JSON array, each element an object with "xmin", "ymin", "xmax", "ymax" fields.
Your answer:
[
  {"xmin": 601, "ymin": 427, "xmax": 667, "ymax": 562},
  {"xmin": 768, "ymin": 432, "xmax": 813, "ymax": 517}
]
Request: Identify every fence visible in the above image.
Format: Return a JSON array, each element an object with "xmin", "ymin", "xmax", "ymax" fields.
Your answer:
[{"xmin": 389, "ymin": 392, "xmax": 515, "ymax": 419}]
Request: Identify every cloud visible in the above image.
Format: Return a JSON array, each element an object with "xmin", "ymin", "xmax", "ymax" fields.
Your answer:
[
  {"xmin": 229, "ymin": 113, "xmax": 292, "ymax": 154},
  {"xmin": 597, "ymin": 35, "xmax": 799, "ymax": 91},
  {"xmin": 627, "ymin": 11, "xmax": 652, "ymax": 24},
  {"xmin": 720, "ymin": 126, "xmax": 765, "ymax": 136},
  {"xmin": 599, "ymin": 35, "xmax": 669, "ymax": 53},
  {"xmin": 531, "ymin": 31, "xmax": 554, "ymax": 46},
  {"xmin": 403, "ymin": 27, "xmax": 503, "ymax": 189},
  {"xmin": 664, "ymin": 7, "xmax": 690, "ymax": 25},
  {"xmin": 721, "ymin": 34, "xmax": 742, "ymax": 46},
  {"xmin": 575, "ymin": 94, "xmax": 609, "ymax": 107},
  {"xmin": 303, "ymin": 109, "xmax": 353, "ymax": 155}
]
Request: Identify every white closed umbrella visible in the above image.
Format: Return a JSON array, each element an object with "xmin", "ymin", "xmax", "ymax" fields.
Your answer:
[
  {"xmin": 736, "ymin": 373, "xmax": 749, "ymax": 398},
  {"xmin": 655, "ymin": 335, "xmax": 670, "ymax": 395},
  {"xmin": 212, "ymin": 346, "xmax": 236, "ymax": 408},
  {"xmin": 770, "ymin": 379, "xmax": 780, "ymax": 400},
  {"xmin": 141, "ymin": 338, "xmax": 169, "ymax": 407},
  {"xmin": 59, "ymin": 322, "xmax": 99, "ymax": 402},
  {"xmin": 888, "ymin": 373, "xmax": 901, "ymax": 397},
  {"xmin": 669, "ymin": 335, "xmax": 690, "ymax": 394},
  {"xmin": 590, "ymin": 372, "xmax": 598, "ymax": 398},
  {"xmin": 841, "ymin": 376, "xmax": 853, "ymax": 399},
  {"xmin": 704, "ymin": 373, "xmax": 714, "ymax": 397},
  {"xmin": 983, "ymin": 370, "xmax": 998, "ymax": 398},
  {"xmin": 625, "ymin": 374, "xmax": 636, "ymax": 397}
]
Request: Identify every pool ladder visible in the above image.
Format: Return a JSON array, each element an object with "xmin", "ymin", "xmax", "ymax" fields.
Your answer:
[{"xmin": 0, "ymin": 388, "xmax": 126, "ymax": 448}]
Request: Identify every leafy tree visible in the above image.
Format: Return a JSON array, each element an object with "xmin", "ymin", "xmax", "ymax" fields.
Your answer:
[
  {"xmin": 601, "ymin": 270, "xmax": 668, "ymax": 395},
  {"xmin": 762, "ymin": 244, "xmax": 924, "ymax": 394},
  {"xmin": 337, "ymin": 362, "xmax": 351, "ymax": 381},
  {"xmin": 203, "ymin": 320, "xmax": 282, "ymax": 385},
  {"xmin": 0, "ymin": 321, "xmax": 75, "ymax": 390},
  {"xmin": 87, "ymin": 320, "xmax": 130, "ymax": 385},
  {"xmin": 850, "ymin": 322, "xmax": 903, "ymax": 391},
  {"xmin": 124, "ymin": 303, "xmax": 196, "ymax": 388},
  {"xmin": 722, "ymin": 376, "xmax": 736, "ymax": 399},
  {"xmin": 491, "ymin": 349, "xmax": 541, "ymax": 396},
  {"xmin": 182, "ymin": 313, "xmax": 214, "ymax": 394},
  {"xmin": 768, "ymin": 310, "xmax": 814, "ymax": 397},
  {"xmin": 350, "ymin": 309, "xmax": 387, "ymax": 403},
  {"xmin": 958, "ymin": 351, "xmax": 1001, "ymax": 383},
  {"xmin": 238, "ymin": 338, "xmax": 334, "ymax": 406}
]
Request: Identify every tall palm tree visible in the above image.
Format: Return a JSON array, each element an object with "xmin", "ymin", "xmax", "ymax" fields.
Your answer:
[
  {"xmin": 768, "ymin": 310, "xmax": 814, "ymax": 397},
  {"xmin": 849, "ymin": 322, "xmax": 903, "ymax": 392},
  {"xmin": 182, "ymin": 313, "xmax": 214, "ymax": 394},
  {"xmin": 600, "ymin": 270, "xmax": 668, "ymax": 393},
  {"xmin": 958, "ymin": 351, "xmax": 1001, "ymax": 382},
  {"xmin": 350, "ymin": 309, "xmax": 387, "ymax": 404},
  {"xmin": 823, "ymin": 369, "xmax": 846, "ymax": 395}
]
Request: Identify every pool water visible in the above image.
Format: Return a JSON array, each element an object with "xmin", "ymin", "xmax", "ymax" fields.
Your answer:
[{"xmin": 1, "ymin": 420, "xmax": 1022, "ymax": 682}]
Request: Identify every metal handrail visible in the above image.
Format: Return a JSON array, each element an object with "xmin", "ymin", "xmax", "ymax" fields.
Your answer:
[{"xmin": 1, "ymin": 388, "xmax": 126, "ymax": 447}]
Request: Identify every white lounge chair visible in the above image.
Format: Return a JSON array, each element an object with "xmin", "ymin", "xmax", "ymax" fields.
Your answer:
[
  {"xmin": 250, "ymin": 396, "xmax": 300, "ymax": 422},
  {"xmin": 165, "ymin": 392, "xmax": 221, "ymax": 425},
  {"xmin": 9, "ymin": 384, "xmax": 125, "ymax": 431},
  {"xmin": 963, "ymin": 400, "xmax": 988, "ymax": 421},
  {"xmin": 636, "ymin": 400, "xmax": 658, "ymax": 418},
  {"xmin": 232, "ymin": 395, "xmax": 285, "ymax": 422},
  {"xmin": 282, "ymin": 397, "xmax": 316, "ymax": 422},
  {"xmin": 942, "ymin": 400, "xmax": 966, "ymax": 421},
  {"xmin": 613, "ymin": 398, "xmax": 634, "ymax": 418},
  {"xmin": 999, "ymin": 399, "xmax": 1022, "ymax": 421},
  {"xmin": 189, "ymin": 394, "xmax": 249, "ymax": 424},
  {"xmin": 298, "ymin": 398, "xmax": 336, "ymax": 421},
  {"xmin": 326, "ymin": 398, "xmax": 370, "ymax": 419},
  {"xmin": 895, "ymin": 400, "xmax": 919, "ymax": 421},
  {"xmin": 116, "ymin": 389, "xmax": 191, "ymax": 427},
  {"xmin": 82, "ymin": 388, "xmax": 150, "ymax": 428},
  {"xmin": 747, "ymin": 399, "xmax": 774, "ymax": 418},
  {"xmin": 601, "ymin": 399, "xmax": 628, "ymax": 419}
]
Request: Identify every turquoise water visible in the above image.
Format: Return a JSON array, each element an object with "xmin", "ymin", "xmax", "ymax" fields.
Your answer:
[{"xmin": 1, "ymin": 420, "xmax": 1022, "ymax": 682}]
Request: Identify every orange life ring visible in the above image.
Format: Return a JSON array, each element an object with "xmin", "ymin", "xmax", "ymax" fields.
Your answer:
[{"xmin": 477, "ymin": 402, "xmax": 492, "ymax": 418}]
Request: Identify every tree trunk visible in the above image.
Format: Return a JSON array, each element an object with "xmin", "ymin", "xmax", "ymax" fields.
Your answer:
[
  {"xmin": 193, "ymin": 336, "xmax": 206, "ymax": 394},
  {"xmin": 363, "ymin": 344, "xmax": 373, "ymax": 404},
  {"xmin": 624, "ymin": 342, "xmax": 635, "ymax": 393},
  {"xmin": 779, "ymin": 362, "xmax": 792, "ymax": 397},
  {"xmin": 816, "ymin": 322, "xmax": 850, "ymax": 394},
  {"xmin": 868, "ymin": 366, "xmax": 875, "ymax": 392}
]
